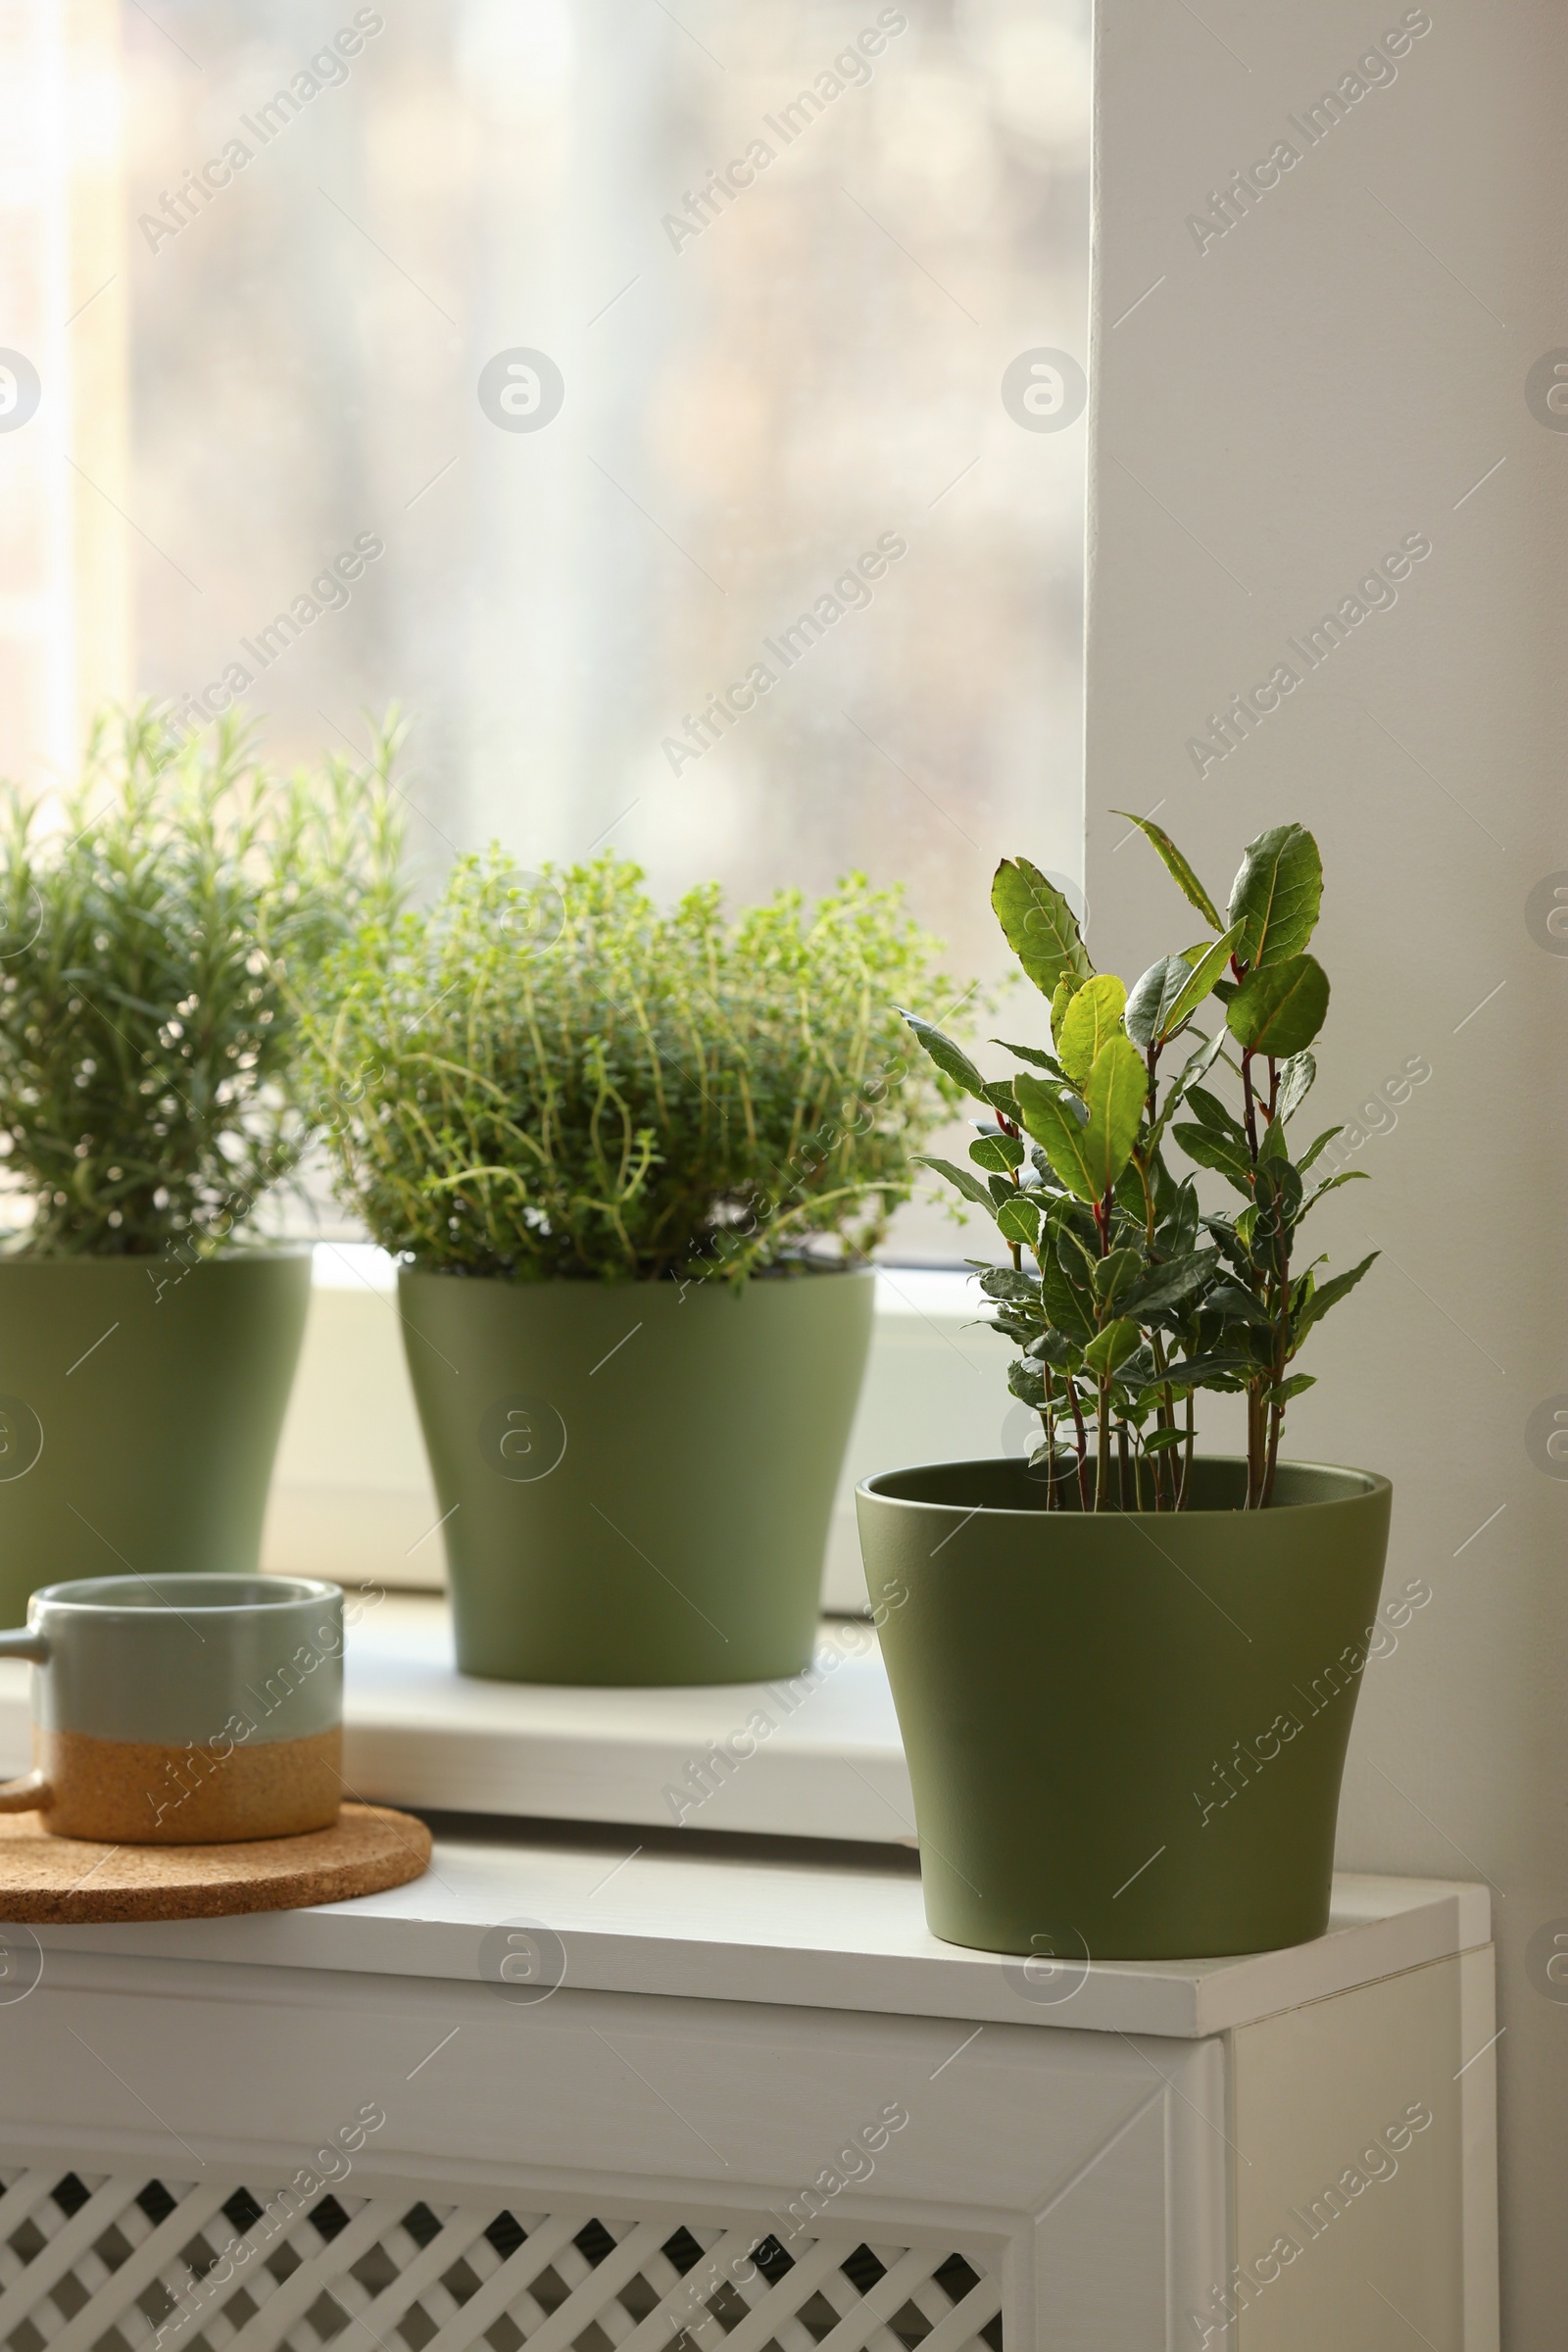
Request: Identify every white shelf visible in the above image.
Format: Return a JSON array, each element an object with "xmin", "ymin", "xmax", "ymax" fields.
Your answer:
[{"xmin": 31, "ymin": 1829, "xmax": 1490, "ymax": 2040}]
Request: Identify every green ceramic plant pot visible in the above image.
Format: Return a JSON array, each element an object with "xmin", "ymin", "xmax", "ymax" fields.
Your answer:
[
  {"xmin": 399, "ymin": 1266, "xmax": 875, "ymax": 1684},
  {"xmin": 856, "ymin": 1455, "xmax": 1392, "ymax": 1961},
  {"xmin": 0, "ymin": 1252, "xmax": 312, "ymax": 1622}
]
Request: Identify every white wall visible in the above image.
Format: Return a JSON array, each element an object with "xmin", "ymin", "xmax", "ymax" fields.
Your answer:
[{"xmin": 1087, "ymin": 3, "xmax": 1565, "ymax": 2336}]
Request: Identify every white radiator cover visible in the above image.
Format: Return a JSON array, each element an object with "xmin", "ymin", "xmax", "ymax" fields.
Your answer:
[
  {"xmin": 0, "ymin": 1836, "xmax": 1498, "ymax": 2352},
  {"xmin": 0, "ymin": 2167, "xmax": 1003, "ymax": 2352}
]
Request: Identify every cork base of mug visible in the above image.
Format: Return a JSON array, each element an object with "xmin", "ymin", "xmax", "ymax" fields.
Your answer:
[{"xmin": 34, "ymin": 1726, "xmax": 342, "ymax": 1843}]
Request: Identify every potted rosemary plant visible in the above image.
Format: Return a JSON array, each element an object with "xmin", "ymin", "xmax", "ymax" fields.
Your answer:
[
  {"xmin": 309, "ymin": 850, "xmax": 962, "ymax": 1685},
  {"xmin": 0, "ymin": 708, "xmax": 397, "ymax": 1619},
  {"xmin": 857, "ymin": 820, "xmax": 1391, "ymax": 1959}
]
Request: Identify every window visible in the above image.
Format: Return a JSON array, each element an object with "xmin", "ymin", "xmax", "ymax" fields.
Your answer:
[{"xmin": 0, "ymin": 0, "xmax": 1090, "ymax": 1259}]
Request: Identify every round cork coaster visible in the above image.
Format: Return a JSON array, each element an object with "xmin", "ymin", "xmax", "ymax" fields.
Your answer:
[{"xmin": 0, "ymin": 1801, "xmax": 431, "ymax": 1923}]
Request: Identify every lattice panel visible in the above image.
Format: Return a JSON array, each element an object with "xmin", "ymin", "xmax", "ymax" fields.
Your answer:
[{"xmin": 0, "ymin": 2172, "xmax": 1003, "ymax": 2352}]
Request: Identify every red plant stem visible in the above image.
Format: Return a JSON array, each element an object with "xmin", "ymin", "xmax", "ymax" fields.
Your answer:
[
  {"xmin": 1238, "ymin": 1048, "xmax": 1268, "ymax": 1504},
  {"xmin": 1261, "ymin": 1161, "xmax": 1293, "ymax": 1508},
  {"xmin": 1000, "ymin": 1109, "xmax": 1024, "ymax": 1269},
  {"xmin": 1241, "ymin": 1050, "xmax": 1259, "ymax": 1160},
  {"xmin": 1067, "ymin": 1378, "xmax": 1091, "ymax": 1511},
  {"xmin": 1262, "ymin": 1395, "xmax": 1284, "ymax": 1506},
  {"xmin": 1091, "ymin": 1187, "xmax": 1115, "ymax": 1509}
]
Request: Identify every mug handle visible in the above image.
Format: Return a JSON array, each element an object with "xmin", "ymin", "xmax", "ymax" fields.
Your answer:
[
  {"xmin": 0, "ymin": 1629, "xmax": 51, "ymax": 1812},
  {"xmin": 0, "ymin": 1773, "xmax": 49, "ymax": 1812}
]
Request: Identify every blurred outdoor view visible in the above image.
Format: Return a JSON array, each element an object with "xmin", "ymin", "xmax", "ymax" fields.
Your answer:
[{"xmin": 4, "ymin": 0, "xmax": 1091, "ymax": 1255}]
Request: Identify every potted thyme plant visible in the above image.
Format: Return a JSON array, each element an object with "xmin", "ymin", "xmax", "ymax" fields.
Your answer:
[
  {"xmin": 856, "ymin": 820, "xmax": 1392, "ymax": 1960},
  {"xmin": 0, "ymin": 707, "xmax": 397, "ymax": 1619},
  {"xmin": 308, "ymin": 850, "xmax": 963, "ymax": 1686}
]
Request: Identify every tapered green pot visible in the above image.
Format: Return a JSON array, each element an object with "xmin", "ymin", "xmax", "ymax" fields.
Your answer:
[
  {"xmin": 0, "ymin": 1252, "xmax": 312, "ymax": 1622},
  {"xmin": 399, "ymin": 1267, "xmax": 874, "ymax": 1684},
  {"xmin": 857, "ymin": 1456, "xmax": 1392, "ymax": 1960}
]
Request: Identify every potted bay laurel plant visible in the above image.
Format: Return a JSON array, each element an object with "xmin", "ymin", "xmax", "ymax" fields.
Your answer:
[
  {"xmin": 0, "ymin": 706, "xmax": 397, "ymax": 1620},
  {"xmin": 857, "ymin": 820, "xmax": 1390, "ymax": 1960},
  {"xmin": 308, "ymin": 850, "xmax": 963, "ymax": 1686}
]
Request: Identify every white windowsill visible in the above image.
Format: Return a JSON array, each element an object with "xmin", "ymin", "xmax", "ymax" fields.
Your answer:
[
  {"xmin": 0, "ymin": 1593, "xmax": 915, "ymax": 1843},
  {"xmin": 339, "ymin": 1593, "xmax": 915, "ymax": 1841},
  {"xmin": 0, "ymin": 1254, "xmax": 1001, "ymax": 1838}
]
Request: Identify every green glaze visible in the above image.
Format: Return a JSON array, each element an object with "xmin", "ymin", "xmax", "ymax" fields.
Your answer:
[
  {"xmin": 0, "ymin": 1254, "xmax": 311, "ymax": 1621},
  {"xmin": 399, "ymin": 1268, "xmax": 875, "ymax": 1685},
  {"xmin": 856, "ymin": 1456, "xmax": 1392, "ymax": 1960},
  {"xmin": 0, "ymin": 1574, "xmax": 342, "ymax": 1745}
]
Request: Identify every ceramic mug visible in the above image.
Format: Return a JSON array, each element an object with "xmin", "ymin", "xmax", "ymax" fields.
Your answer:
[{"xmin": 0, "ymin": 1574, "xmax": 344, "ymax": 1842}]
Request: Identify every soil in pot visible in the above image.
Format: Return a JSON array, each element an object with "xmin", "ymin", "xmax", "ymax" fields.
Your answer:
[
  {"xmin": 398, "ymin": 1265, "xmax": 874, "ymax": 1685},
  {"xmin": 0, "ymin": 1253, "xmax": 312, "ymax": 1623},
  {"xmin": 856, "ymin": 1455, "xmax": 1392, "ymax": 1961}
]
